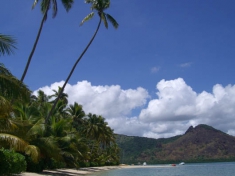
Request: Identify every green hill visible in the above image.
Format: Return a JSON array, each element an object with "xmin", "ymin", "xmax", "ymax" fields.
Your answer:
[{"xmin": 116, "ymin": 124, "xmax": 235, "ymax": 164}]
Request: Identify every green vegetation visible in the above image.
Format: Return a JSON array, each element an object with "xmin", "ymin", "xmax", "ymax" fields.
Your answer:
[
  {"xmin": 47, "ymin": 0, "xmax": 119, "ymax": 123},
  {"xmin": 0, "ymin": 34, "xmax": 16, "ymax": 56},
  {"xmin": 0, "ymin": 148, "xmax": 26, "ymax": 175},
  {"xmin": 116, "ymin": 134, "xmax": 181, "ymax": 164},
  {"xmin": 0, "ymin": 67, "xmax": 120, "ymax": 173},
  {"xmin": 0, "ymin": 0, "xmax": 119, "ymax": 175},
  {"xmin": 21, "ymin": 0, "xmax": 74, "ymax": 82},
  {"xmin": 116, "ymin": 125, "xmax": 235, "ymax": 164}
]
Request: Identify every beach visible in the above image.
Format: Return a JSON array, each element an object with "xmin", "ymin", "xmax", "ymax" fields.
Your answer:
[{"xmin": 18, "ymin": 165, "xmax": 172, "ymax": 176}]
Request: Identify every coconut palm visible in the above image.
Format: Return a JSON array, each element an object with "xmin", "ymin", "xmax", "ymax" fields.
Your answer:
[
  {"xmin": 49, "ymin": 86, "xmax": 68, "ymax": 105},
  {"xmin": 67, "ymin": 102, "xmax": 85, "ymax": 130},
  {"xmin": 46, "ymin": 0, "xmax": 118, "ymax": 124},
  {"xmin": 0, "ymin": 34, "xmax": 16, "ymax": 56},
  {"xmin": 20, "ymin": 0, "xmax": 74, "ymax": 82},
  {"xmin": 0, "ymin": 64, "xmax": 35, "ymax": 158},
  {"xmin": 35, "ymin": 90, "xmax": 49, "ymax": 104},
  {"xmin": 0, "ymin": 111, "xmax": 40, "ymax": 162},
  {"xmin": 0, "ymin": 63, "xmax": 31, "ymax": 102}
]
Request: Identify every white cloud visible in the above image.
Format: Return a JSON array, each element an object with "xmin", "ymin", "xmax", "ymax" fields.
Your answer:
[
  {"xmin": 179, "ymin": 62, "xmax": 192, "ymax": 68},
  {"xmin": 34, "ymin": 78, "xmax": 235, "ymax": 139},
  {"xmin": 139, "ymin": 78, "xmax": 197, "ymax": 122},
  {"xmin": 34, "ymin": 80, "xmax": 149, "ymax": 118},
  {"xmin": 151, "ymin": 66, "xmax": 160, "ymax": 73},
  {"xmin": 139, "ymin": 78, "xmax": 235, "ymax": 137}
]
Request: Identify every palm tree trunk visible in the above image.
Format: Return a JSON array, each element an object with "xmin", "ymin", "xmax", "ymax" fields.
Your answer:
[
  {"xmin": 45, "ymin": 17, "xmax": 102, "ymax": 124},
  {"xmin": 20, "ymin": 10, "xmax": 48, "ymax": 82}
]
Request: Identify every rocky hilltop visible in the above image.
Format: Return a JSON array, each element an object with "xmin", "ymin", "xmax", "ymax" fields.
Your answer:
[{"xmin": 116, "ymin": 124, "xmax": 235, "ymax": 164}]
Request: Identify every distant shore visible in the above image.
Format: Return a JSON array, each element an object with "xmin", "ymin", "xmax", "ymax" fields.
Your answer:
[{"xmin": 18, "ymin": 164, "xmax": 174, "ymax": 176}]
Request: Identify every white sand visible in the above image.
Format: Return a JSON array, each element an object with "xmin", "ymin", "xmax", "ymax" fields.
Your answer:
[
  {"xmin": 18, "ymin": 165, "xmax": 174, "ymax": 175},
  {"xmin": 18, "ymin": 166, "xmax": 121, "ymax": 176}
]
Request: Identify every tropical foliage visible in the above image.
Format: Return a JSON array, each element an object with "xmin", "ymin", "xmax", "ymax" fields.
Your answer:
[
  {"xmin": 21, "ymin": 0, "xmax": 74, "ymax": 82},
  {"xmin": 0, "ymin": 34, "xmax": 16, "ymax": 56},
  {"xmin": 0, "ymin": 148, "xmax": 27, "ymax": 175},
  {"xmin": 1, "ymin": 0, "xmax": 119, "ymax": 174},
  {"xmin": 0, "ymin": 76, "xmax": 120, "ymax": 171},
  {"xmin": 47, "ymin": 0, "xmax": 119, "ymax": 123}
]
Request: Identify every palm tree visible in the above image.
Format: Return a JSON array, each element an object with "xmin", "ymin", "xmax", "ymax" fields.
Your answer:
[
  {"xmin": 0, "ymin": 34, "xmax": 16, "ymax": 56},
  {"xmin": 0, "ymin": 108, "xmax": 40, "ymax": 162},
  {"xmin": 67, "ymin": 102, "xmax": 85, "ymax": 130},
  {"xmin": 49, "ymin": 86, "xmax": 68, "ymax": 105},
  {"xmin": 35, "ymin": 90, "xmax": 49, "ymax": 104},
  {"xmin": 20, "ymin": 0, "xmax": 74, "ymax": 82},
  {"xmin": 46, "ymin": 0, "xmax": 118, "ymax": 124},
  {"xmin": 0, "ymin": 63, "xmax": 31, "ymax": 102}
]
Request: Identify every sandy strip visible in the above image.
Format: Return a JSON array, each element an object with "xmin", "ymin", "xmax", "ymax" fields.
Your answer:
[
  {"xmin": 18, "ymin": 166, "xmax": 121, "ymax": 176},
  {"xmin": 18, "ymin": 165, "xmax": 174, "ymax": 176},
  {"xmin": 120, "ymin": 165, "xmax": 174, "ymax": 169}
]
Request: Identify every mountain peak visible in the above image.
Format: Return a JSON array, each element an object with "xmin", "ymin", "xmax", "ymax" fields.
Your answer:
[{"xmin": 185, "ymin": 124, "xmax": 220, "ymax": 134}]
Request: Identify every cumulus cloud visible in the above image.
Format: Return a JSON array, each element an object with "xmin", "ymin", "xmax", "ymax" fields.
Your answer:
[
  {"xmin": 139, "ymin": 78, "xmax": 235, "ymax": 137},
  {"xmin": 34, "ymin": 78, "xmax": 235, "ymax": 139},
  {"xmin": 34, "ymin": 80, "xmax": 149, "ymax": 118},
  {"xmin": 139, "ymin": 78, "xmax": 197, "ymax": 122}
]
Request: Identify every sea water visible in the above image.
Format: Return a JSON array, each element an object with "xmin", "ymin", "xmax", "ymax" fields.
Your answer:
[{"xmin": 88, "ymin": 162, "xmax": 235, "ymax": 176}]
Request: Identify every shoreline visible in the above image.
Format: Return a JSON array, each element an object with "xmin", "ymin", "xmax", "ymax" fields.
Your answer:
[{"xmin": 18, "ymin": 165, "xmax": 174, "ymax": 176}]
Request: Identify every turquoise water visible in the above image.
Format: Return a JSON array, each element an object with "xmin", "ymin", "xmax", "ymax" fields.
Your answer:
[{"xmin": 89, "ymin": 162, "xmax": 235, "ymax": 176}]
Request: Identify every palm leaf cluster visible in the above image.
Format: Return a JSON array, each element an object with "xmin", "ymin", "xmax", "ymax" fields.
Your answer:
[
  {"xmin": 47, "ymin": 0, "xmax": 118, "ymax": 122},
  {"xmin": 0, "ymin": 34, "xmax": 16, "ymax": 56},
  {"xmin": 81, "ymin": 0, "xmax": 118, "ymax": 29},
  {"xmin": 1, "ymin": 0, "xmax": 119, "ymax": 170},
  {"xmin": 0, "ymin": 68, "xmax": 120, "ymax": 168}
]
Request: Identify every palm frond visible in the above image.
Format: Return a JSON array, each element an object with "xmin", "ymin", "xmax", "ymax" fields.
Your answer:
[
  {"xmin": 100, "ymin": 0, "xmax": 110, "ymax": 10},
  {"xmin": 26, "ymin": 118, "xmax": 45, "ymax": 139},
  {"xmin": 100, "ymin": 13, "xmax": 108, "ymax": 28},
  {"xmin": 32, "ymin": 0, "xmax": 39, "ymax": 9},
  {"xmin": 0, "ymin": 34, "xmax": 17, "ymax": 56},
  {"xmin": 0, "ymin": 111, "xmax": 18, "ymax": 133},
  {"xmin": 0, "ymin": 96, "xmax": 11, "ymax": 116},
  {"xmin": 80, "ymin": 12, "xmax": 95, "ymax": 26},
  {"xmin": 96, "ymin": 0, "xmax": 104, "ymax": 10},
  {"xmin": 85, "ymin": 0, "xmax": 95, "ymax": 3},
  {"xmin": 0, "ymin": 64, "xmax": 31, "ymax": 102},
  {"xmin": 36, "ymin": 137, "xmax": 62, "ymax": 160},
  {"xmin": 52, "ymin": 0, "xmax": 58, "ymax": 18},
  {"xmin": 106, "ymin": 13, "xmax": 119, "ymax": 29},
  {"xmin": 36, "ymin": 0, "xmax": 50, "ymax": 21},
  {"xmin": 0, "ymin": 133, "xmax": 28, "ymax": 151},
  {"xmin": 25, "ymin": 145, "xmax": 40, "ymax": 162},
  {"xmin": 61, "ymin": 0, "xmax": 74, "ymax": 12}
]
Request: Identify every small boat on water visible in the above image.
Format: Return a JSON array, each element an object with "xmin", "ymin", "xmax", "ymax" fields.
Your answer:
[
  {"xmin": 171, "ymin": 164, "xmax": 176, "ymax": 166},
  {"xmin": 143, "ymin": 162, "xmax": 147, "ymax": 166},
  {"xmin": 179, "ymin": 162, "xmax": 185, "ymax": 165}
]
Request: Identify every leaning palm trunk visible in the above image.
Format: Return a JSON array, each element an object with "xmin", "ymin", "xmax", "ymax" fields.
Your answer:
[
  {"xmin": 20, "ymin": 8, "xmax": 48, "ymax": 83},
  {"xmin": 45, "ymin": 18, "xmax": 102, "ymax": 124}
]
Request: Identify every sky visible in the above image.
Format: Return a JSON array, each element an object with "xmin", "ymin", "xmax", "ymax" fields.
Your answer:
[{"xmin": 2, "ymin": 0, "xmax": 235, "ymax": 139}]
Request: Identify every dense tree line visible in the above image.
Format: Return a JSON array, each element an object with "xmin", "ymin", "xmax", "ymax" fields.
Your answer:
[
  {"xmin": 0, "ymin": 0, "xmax": 119, "ymax": 174},
  {"xmin": 0, "ymin": 63, "xmax": 120, "ymax": 171}
]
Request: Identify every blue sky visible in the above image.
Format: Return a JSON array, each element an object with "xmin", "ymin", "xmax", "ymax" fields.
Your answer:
[{"xmin": 2, "ymin": 0, "xmax": 235, "ymax": 138}]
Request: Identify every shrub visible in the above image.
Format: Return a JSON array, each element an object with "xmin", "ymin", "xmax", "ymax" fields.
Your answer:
[
  {"xmin": 25, "ymin": 155, "xmax": 44, "ymax": 173},
  {"xmin": 90, "ymin": 162, "xmax": 98, "ymax": 167},
  {"xmin": 43, "ymin": 158, "xmax": 66, "ymax": 170},
  {"xmin": 79, "ymin": 161, "xmax": 90, "ymax": 167},
  {"xmin": 0, "ymin": 148, "xmax": 26, "ymax": 175},
  {"xmin": 98, "ymin": 161, "xmax": 105, "ymax": 166},
  {"xmin": 109, "ymin": 161, "xmax": 118, "ymax": 166}
]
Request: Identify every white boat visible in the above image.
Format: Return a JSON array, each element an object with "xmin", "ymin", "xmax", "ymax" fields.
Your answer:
[
  {"xmin": 143, "ymin": 162, "xmax": 147, "ymax": 166},
  {"xmin": 179, "ymin": 162, "xmax": 185, "ymax": 165}
]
